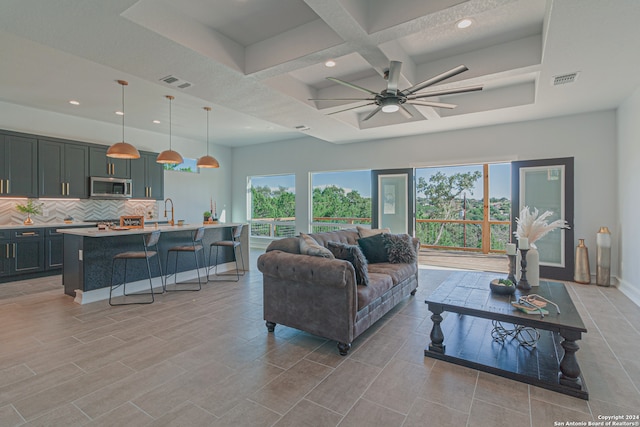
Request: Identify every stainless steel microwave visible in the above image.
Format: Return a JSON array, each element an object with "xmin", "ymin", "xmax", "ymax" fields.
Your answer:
[{"xmin": 90, "ymin": 177, "xmax": 132, "ymax": 199}]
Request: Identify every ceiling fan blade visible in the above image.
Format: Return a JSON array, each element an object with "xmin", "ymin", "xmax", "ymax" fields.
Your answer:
[
  {"xmin": 327, "ymin": 77, "xmax": 378, "ymax": 95},
  {"xmin": 327, "ymin": 102, "xmax": 376, "ymax": 115},
  {"xmin": 362, "ymin": 106, "xmax": 383, "ymax": 121},
  {"xmin": 407, "ymin": 100, "xmax": 457, "ymax": 109},
  {"xmin": 308, "ymin": 98, "xmax": 374, "ymax": 101},
  {"xmin": 408, "ymin": 85, "xmax": 483, "ymax": 99},
  {"xmin": 386, "ymin": 61, "xmax": 402, "ymax": 95},
  {"xmin": 402, "ymin": 65, "xmax": 469, "ymax": 95},
  {"xmin": 399, "ymin": 104, "xmax": 413, "ymax": 119}
]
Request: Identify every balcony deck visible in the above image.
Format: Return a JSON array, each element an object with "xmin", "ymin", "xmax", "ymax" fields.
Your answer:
[{"xmin": 418, "ymin": 248, "xmax": 508, "ymax": 273}]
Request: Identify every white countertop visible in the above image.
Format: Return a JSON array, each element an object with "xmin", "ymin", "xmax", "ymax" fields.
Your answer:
[{"xmin": 57, "ymin": 222, "xmax": 244, "ymax": 237}]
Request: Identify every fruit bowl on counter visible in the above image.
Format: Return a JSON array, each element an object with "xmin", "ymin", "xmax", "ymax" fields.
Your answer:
[{"xmin": 490, "ymin": 278, "xmax": 516, "ymax": 295}]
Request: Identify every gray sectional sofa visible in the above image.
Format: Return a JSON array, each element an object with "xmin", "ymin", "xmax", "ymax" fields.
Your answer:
[{"xmin": 257, "ymin": 228, "xmax": 419, "ymax": 355}]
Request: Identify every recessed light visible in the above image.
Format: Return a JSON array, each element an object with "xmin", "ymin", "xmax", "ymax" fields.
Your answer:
[
  {"xmin": 325, "ymin": 60, "xmax": 336, "ymax": 68},
  {"xmin": 115, "ymin": 111, "xmax": 124, "ymax": 116},
  {"xmin": 456, "ymin": 18, "xmax": 473, "ymax": 29},
  {"xmin": 69, "ymin": 100, "xmax": 80, "ymax": 105},
  {"xmin": 152, "ymin": 120, "xmax": 161, "ymax": 124}
]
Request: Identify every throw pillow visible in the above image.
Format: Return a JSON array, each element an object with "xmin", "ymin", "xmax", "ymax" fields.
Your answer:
[
  {"xmin": 357, "ymin": 233, "xmax": 389, "ymax": 263},
  {"xmin": 299, "ymin": 233, "xmax": 335, "ymax": 259},
  {"xmin": 383, "ymin": 233, "xmax": 417, "ymax": 264},
  {"xmin": 327, "ymin": 241, "xmax": 369, "ymax": 286},
  {"xmin": 357, "ymin": 225, "xmax": 391, "ymax": 238}
]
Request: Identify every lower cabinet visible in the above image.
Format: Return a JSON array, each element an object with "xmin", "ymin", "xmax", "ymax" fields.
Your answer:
[
  {"xmin": 0, "ymin": 229, "xmax": 45, "ymax": 277},
  {"xmin": 45, "ymin": 229, "xmax": 64, "ymax": 270}
]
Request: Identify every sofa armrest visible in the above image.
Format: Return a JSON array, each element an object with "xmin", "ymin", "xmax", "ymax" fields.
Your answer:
[{"xmin": 257, "ymin": 250, "xmax": 354, "ymax": 288}]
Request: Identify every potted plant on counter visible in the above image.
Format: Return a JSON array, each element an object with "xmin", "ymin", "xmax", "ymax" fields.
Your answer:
[
  {"xmin": 15, "ymin": 199, "xmax": 43, "ymax": 225},
  {"xmin": 203, "ymin": 211, "xmax": 212, "ymax": 223}
]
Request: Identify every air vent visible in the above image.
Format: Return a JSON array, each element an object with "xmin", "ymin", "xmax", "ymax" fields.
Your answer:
[
  {"xmin": 552, "ymin": 72, "xmax": 579, "ymax": 86},
  {"xmin": 295, "ymin": 125, "xmax": 310, "ymax": 131},
  {"xmin": 159, "ymin": 75, "xmax": 194, "ymax": 90}
]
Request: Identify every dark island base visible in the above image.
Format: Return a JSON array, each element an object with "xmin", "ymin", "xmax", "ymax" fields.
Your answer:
[
  {"xmin": 62, "ymin": 226, "xmax": 246, "ymax": 297},
  {"xmin": 425, "ymin": 313, "xmax": 589, "ymax": 400}
]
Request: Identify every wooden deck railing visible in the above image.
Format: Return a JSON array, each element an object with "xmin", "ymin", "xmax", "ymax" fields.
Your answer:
[{"xmin": 250, "ymin": 216, "xmax": 511, "ymax": 253}]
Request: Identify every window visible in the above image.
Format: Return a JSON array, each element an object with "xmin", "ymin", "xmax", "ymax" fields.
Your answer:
[
  {"xmin": 311, "ymin": 170, "xmax": 371, "ymax": 232},
  {"xmin": 163, "ymin": 157, "xmax": 199, "ymax": 173},
  {"xmin": 249, "ymin": 174, "xmax": 296, "ymax": 238},
  {"xmin": 416, "ymin": 163, "xmax": 511, "ymax": 253}
]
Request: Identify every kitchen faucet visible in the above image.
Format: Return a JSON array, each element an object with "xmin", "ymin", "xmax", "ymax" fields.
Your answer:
[{"xmin": 164, "ymin": 198, "xmax": 174, "ymax": 226}]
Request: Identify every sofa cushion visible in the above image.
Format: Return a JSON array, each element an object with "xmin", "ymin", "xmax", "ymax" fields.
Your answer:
[
  {"xmin": 300, "ymin": 233, "xmax": 334, "ymax": 258},
  {"xmin": 327, "ymin": 241, "xmax": 369, "ymax": 286},
  {"xmin": 357, "ymin": 226, "xmax": 390, "ymax": 238},
  {"xmin": 383, "ymin": 233, "xmax": 417, "ymax": 264},
  {"xmin": 309, "ymin": 229, "xmax": 359, "ymax": 247},
  {"xmin": 356, "ymin": 273, "xmax": 393, "ymax": 309},
  {"xmin": 367, "ymin": 262, "xmax": 417, "ymax": 286},
  {"xmin": 357, "ymin": 233, "xmax": 389, "ymax": 263}
]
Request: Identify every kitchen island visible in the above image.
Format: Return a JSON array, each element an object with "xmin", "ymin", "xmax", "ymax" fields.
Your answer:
[{"xmin": 58, "ymin": 223, "xmax": 248, "ymax": 303}]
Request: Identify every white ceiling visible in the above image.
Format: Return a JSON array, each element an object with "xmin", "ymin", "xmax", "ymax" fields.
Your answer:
[{"xmin": 0, "ymin": 0, "xmax": 639, "ymax": 149}]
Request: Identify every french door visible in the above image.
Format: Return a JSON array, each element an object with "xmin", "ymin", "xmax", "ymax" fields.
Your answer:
[
  {"xmin": 371, "ymin": 169, "xmax": 414, "ymax": 235},
  {"xmin": 511, "ymin": 157, "xmax": 574, "ymax": 281}
]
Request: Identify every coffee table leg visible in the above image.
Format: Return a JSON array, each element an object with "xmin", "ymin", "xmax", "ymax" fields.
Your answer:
[
  {"xmin": 559, "ymin": 330, "xmax": 583, "ymax": 389},
  {"xmin": 428, "ymin": 304, "xmax": 445, "ymax": 354}
]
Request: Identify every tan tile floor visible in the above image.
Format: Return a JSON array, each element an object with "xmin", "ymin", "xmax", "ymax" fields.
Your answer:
[{"xmin": 0, "ymin": 253, "xmax": 639, "ymax": 426}]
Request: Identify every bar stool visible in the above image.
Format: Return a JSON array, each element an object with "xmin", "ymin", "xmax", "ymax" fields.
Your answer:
[
  {"xmin": 109, "ymin": 230, "xmax": 163, "ymax": 306},
  {"xmin": 165, "ymin": 227, "xmax": 205, "ymax": 291},
  {"xmin": 207, "ymin": 224, "xmax": 245, "ymax": 282}
]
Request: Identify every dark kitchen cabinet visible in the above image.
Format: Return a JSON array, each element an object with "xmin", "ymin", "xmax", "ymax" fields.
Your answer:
[
  {"xmin": 89, "ymin": 145, "xmax": 130, "ymax": 178},
  {"xmin": 45, "ymin": 228, "xmax": 64, "ymax": 270},
  {"xmin": 131, "ymin": 151, "xmax": 164, "ymax": 200},
  {"xmin": 38, "ymin": 139, "xmax": 89, "ymax": 198},
  {"xmin": 0, "ymin": 228, "xmax": 45, "ymax": 277},
  {"xmin": 0, "ymin": 133, "xmax": 38, "ymax": 198}
]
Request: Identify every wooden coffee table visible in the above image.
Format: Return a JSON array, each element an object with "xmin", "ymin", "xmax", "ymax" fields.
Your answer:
[{"xmin": 425, "ymin": 271, "xmax": 588, "ymax": 399}]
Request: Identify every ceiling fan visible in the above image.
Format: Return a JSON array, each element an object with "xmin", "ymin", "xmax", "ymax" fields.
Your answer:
[{"xmin": 309, "ymin": 61, "xmax": 483, "ymax": 121}]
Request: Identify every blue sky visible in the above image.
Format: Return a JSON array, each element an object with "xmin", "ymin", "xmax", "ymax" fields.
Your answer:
[{"xmin": 250, "ymin": 163, "xmax": 511, "ymax": 200}]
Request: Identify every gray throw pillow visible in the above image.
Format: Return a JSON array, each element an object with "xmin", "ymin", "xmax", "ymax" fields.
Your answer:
[
  {"xmin": 357, "ymin": 233, "xmax": 389, "ymax": 263},
  {"xmin": 327, "ymin": 241, "xmax": 369, "ymax": 286},
  {"xmin": 299, "ymin": 233, "xmax": 335, "ymax": 259},
  {"xmin": 383, "ymin": 233, "xmax": 417, "ymax": 264}
]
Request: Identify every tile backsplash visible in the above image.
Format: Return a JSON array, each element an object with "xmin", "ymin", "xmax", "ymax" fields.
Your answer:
[{"xmin": 0, "ymin": 198, "xmax": 158, "ymax": 225}]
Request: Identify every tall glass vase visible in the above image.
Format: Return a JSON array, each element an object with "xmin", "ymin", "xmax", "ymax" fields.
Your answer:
[
  {"xmin": 596, "ymin": 227, "xmax": 611, "ymax": 287},
  {"xmin": 516, "ymin": 244, "xmax": 539, "ymax": 286}
]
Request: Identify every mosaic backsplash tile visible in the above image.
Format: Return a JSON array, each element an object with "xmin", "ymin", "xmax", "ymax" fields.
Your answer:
[{"xmin": 0, "ymin": 198, "xmax": 158, "ymax": 225}]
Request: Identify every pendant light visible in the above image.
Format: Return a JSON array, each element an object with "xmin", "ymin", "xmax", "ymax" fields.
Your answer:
[
  {"xmin": 196, "ymin": 106, "xmax": 220, "ymax": 168},
  {"xmin": 156, "ymin": 95, "xmax": 184, "ymax": 164},
  {"xmin": 106, "ymin": 80, "xmax": 140, "ymax": 159}
]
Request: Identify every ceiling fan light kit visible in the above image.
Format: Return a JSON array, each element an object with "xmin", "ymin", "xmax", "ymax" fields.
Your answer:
[
  {"xmin": 156, "ymin": 95, "xmax": 184, "ymax": 165},
  {"xmin": 311, "ymin": 61, "xmax": 483, "ymax": 121},
  {"xmin": 107, "ymin": 80, "xmax": 141, "ymax": 159}
]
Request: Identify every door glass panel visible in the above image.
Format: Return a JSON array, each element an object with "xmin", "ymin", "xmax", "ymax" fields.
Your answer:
[
  {"xmin": 378, "ymin": 174, "xmax": 408, "ymax": 233},
  {"xmin": 519, "ymin": 165, "xmax": 565, "ymax": 266}
]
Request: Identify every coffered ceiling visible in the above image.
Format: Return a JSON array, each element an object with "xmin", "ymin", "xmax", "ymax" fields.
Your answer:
[{"xmin": 0, "ymin": 0, "xmax": 639, "ymax": 148}]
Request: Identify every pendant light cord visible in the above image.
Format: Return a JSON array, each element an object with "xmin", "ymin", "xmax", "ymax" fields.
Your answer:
[
  {"xmin": 169, "ymin": 96, "xmax": 172, "ymax": 150},
  {"xmin": 206, "ymin": 107, "xmax": 210, "ymax": 156},
  {"xmin": 121, "ymin": 82, "xmax": 125, "ymax": 142}
]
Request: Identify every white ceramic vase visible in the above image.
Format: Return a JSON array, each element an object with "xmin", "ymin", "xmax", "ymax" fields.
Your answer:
[{"xmin": 516, "ymin": 244, "xmax": 540, "ymax": 287}]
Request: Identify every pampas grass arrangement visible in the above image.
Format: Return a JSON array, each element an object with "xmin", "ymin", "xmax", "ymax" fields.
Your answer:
[{"xmin": 514, "ymin": 206, "xmax": 569, "ymax": 244}]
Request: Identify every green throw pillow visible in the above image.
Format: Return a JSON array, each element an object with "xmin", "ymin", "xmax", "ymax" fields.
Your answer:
[{"xmin": 357, "ymin": 233, "xmax": 389, "ymax": 263}]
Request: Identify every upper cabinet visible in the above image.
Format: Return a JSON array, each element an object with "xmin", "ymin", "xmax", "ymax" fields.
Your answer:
[
  {"xmin": 38, "ymin": 139, "xmax": 89, "ymax": 198},
  {"xmin": 131, "ymin": 151, "xmax": 164, "ymax": 200},
  {"xmin": 89, "ymin": 146, "xmax": 130, "ymax": 178},
  {"xmin": 0, "ymin": 133, "xmax": 38, "ymax": 198}
]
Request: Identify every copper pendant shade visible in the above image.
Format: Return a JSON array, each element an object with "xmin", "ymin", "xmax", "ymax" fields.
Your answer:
[
  {"xmin": 156, "ymin": 95, "xmax": 184, "ymax": 164},
  {"xmin": 197, "ymin": 107, "xmax": 220, "ymax": 169},
  {"xmin": 107, "ymin": 80, "xmax": 140, "ymax": 159}
]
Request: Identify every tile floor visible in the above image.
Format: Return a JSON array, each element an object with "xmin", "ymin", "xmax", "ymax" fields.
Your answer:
[{"xmin": 0, "ymin": 252, "xmax": 639, "ymax": 426}]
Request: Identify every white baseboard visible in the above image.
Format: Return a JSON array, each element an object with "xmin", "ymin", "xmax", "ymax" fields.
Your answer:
[
  {"xmin": 618, "ymin": 277, "xmax": 640, "ymax": 308},
  {"xmin": 73, "ymin": 261, "xmax": 239, "ymax": 305}
]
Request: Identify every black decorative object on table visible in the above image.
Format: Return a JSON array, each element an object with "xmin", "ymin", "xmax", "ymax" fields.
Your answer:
[
  {"xmin": 517, "ymin": 248, "xmax": 530, "ymax": 291},
  {"xmin": 507, "ymin": 254, "xmax": 517, "ymax": 283}
]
